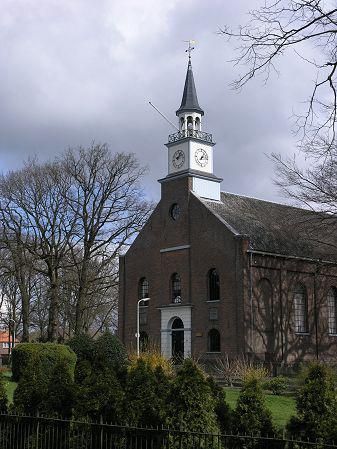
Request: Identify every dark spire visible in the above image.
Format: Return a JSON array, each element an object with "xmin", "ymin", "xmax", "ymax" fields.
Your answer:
[{"xmin": 176, "ymin": 59, "xmax": 204, "ymax": 116}]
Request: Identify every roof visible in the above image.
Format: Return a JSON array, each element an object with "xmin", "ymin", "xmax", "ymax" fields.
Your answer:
[
  {"xmin": 176, "ymin": 59, "xmax": 204, "ymax": 116},
  {"xmin": 203, "ymin": 192, "xmax": 337, "ymax": 262},
  {"xmin": 0, "ymin": 331, "xmax": 18, "ymax": 343}
]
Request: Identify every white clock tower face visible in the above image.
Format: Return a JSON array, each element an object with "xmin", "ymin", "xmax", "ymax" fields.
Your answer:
[
  {"xmin": 172, "ymin": 149, "xmax": 185, "ymax": 169},
  {"xmin": 195, "ymin": 148, "xmax": 208, "ymax": 167}
]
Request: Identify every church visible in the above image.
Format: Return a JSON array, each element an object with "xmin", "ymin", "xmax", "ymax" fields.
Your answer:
[{"xmin": 118, "ymin": 54, "xmax": 337, "ymax": 368}]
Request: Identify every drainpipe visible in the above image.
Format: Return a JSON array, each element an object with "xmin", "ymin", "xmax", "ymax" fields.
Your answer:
[
  {"xmin": 314, "ymin": 265, "xmax": 319, "ymax": 360},
  {"xmin": 249, "ymin": 251, "xmax": 254, "ymax": 355}
]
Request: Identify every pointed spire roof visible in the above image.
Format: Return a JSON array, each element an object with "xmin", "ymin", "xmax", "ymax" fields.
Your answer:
[{"xmin": 176, "ymin": 59, "xmax": 204, "ymax": 116}]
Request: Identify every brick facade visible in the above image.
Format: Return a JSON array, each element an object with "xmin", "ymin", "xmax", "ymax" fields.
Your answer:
[{"xmin": 118, "ymin": 60, "xmax": 337, "ymax": 367}]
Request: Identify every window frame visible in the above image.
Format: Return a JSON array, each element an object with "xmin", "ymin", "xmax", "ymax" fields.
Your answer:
[
  {"xmin": 328, "ymin": 287, "xmax": 337, "ymax": 335},
  {"xmin": 138, "ymin": 277, "xmax": 149, "ymax": 300},
  {"xmin": 171, "ymin": 273, "xmax": 182, "ymax": 304},
  {"xmin": 208, "ymin": 328, "xmax": 221, "ymax": 352},
  {"xmin": 293, "ymin": 283, "xmax": 309, "ymax": 334},
  {"xmin": 208, "ymin": 269, "xmax": 220, "ymax": 302}
]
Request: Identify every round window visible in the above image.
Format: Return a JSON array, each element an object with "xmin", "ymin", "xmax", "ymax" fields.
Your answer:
[{"xmin": 170, "ymin": 203, "xmax": 180, "ymax": 220}]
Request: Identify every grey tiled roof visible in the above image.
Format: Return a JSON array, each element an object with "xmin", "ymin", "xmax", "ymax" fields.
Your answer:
[
  {"xmin": 203, "ymin": 192, "xmax": 337, "ymax": 262},
  {"xmin": 176, "ymin": 60, "xmax": 204, "ymax": 116}
]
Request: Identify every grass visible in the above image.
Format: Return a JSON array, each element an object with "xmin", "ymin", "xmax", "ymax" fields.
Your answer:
[
  {"xmin": 2, "ymin": 370, "xmax": 17, "ymax": 404},
  {"xmin": 224, "ymin": 387, "xmax": 297, "ymax": 429}
]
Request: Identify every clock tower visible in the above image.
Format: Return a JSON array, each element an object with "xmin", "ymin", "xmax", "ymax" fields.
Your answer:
[{"xmin": 163, "ymin": 55, "xmax": 222, "ymax": 201}]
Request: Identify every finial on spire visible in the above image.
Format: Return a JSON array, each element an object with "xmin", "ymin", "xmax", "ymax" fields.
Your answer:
[{"xmin": 184, "ymin": 40, "xmax": 196, "ymax": 61}]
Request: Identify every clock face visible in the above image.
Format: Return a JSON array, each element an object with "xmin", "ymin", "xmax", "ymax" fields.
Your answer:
[
  {"xmin": 170, "ymin": 203, "xmax": 180, "ymax": 220},
  {"xmin": 195, "ymin": 148, "xmax": 208, "ymax": 167},
  {"xmin": 172, "ymin": 150, "xmax": 185, "ymax": 169}
]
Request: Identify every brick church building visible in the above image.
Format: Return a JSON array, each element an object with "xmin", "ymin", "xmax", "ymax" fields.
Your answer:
[{"xmin": 118, "ymin": 55, "xmax": 337, "ymax": 367}]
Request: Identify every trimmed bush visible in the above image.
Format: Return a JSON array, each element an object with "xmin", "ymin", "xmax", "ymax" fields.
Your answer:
[
  {"xmin": 12, "ymin": 343, "xmax": 76, "ymax": 415},
  {"xmin": 264, "ymin": 376, "xmax": 287, "ymax": 396},
  {"xmin": 12, "ymin": 343, "xmax": 76, "ymax": 383},
  {"xmin": 43, "ymin": 359, "xmax": 77, "ymax": 418},
  {"xmin": 0, "ymin": 375, "xmax": 8, "ymax": 413}
]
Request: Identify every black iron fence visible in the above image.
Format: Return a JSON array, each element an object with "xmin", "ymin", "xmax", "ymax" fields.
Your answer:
[
  {"xmin": 168, "ymin": 129, "xmax": 213, "ymax": 143},
  {"xmin": 0, "ymin": 414, "xmax": 336, "ymax": 449}
]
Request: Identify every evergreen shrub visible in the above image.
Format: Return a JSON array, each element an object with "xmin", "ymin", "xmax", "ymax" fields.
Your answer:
[
  {"xmin": 264, "ymin": 376, "xmax": 287, "ymax": 395},
  {"xmin": 287, "ymin": 363, "xmax": 337, "ymax": 442},
  {"xmin": 124, "ymin": 358, "xmax": 170, "ymax": 427},
  {"xmin": 233, "ymin": 375, "xmax": 275, "ymax": 437},
  {"xmin": 95, "ymin": 331, "xmax": 128, "ymax": 373},
  {"xmin": 0, "ymin": 375, "xmax": 8, "ymax": 413},
  {"xmin": 12, "ymin": 343, "xmax": 76, "ymax": 382},
  {"xmin": 167, "ymin": 359, "xmax": 219, "ymax": 433}
]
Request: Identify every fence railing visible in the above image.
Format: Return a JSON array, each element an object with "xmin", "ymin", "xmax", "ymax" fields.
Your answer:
[
  {"xmin": 168, "ymin": 129, "xmax": 213, "ymax": 143},
  {"xmin": 0, "ymin": 413, "xmax": 336, "ymax": 449}
]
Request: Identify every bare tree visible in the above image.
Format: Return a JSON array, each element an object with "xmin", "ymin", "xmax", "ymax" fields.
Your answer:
[
  {"xmin": 62, "ymin": 144, "xmax": 153, "ymax": 335},
  {"xmin": 221, "ymin": 0, "xmax": 337, "ymax": 149},
  {"xmin": 0, "ymin": 145, "xmax": 152, "ymax": 341},
  {"xmin": 0, "ymin": 160, "xmax": 77, "ymax": 341},
  {"xmin": 0, "ymin": 224, "xmax": 35, "ymax": 341},
  {"xmin": 221, "ymin": 0, "xmax": 337, "ymax": 239}
]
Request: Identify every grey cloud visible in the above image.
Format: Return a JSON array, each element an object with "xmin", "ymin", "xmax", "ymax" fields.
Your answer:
[{"xmin": 0, "ymin": 0, "xmax": 318, "ymax": 205}]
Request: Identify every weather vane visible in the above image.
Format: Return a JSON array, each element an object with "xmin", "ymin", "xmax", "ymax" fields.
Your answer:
[{"xmin": 184, "ymin": 40, "xmax": 196, "ymax": 60}]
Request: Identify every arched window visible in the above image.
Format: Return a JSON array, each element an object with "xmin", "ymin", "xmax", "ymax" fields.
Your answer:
[
  {"xmin": 208, "ymin": 329, "xmax": 220, "ymax": 352},
  {"xmin": 180, "ymin": 117, "xmax": 185, "ymax": 130},
  {"xmin": 328, "ymin": 287, "xmax": 337, "ymax": 335},
  {"xmin": 195, "ymin": 117, "xmax": 200, "ymax": 131},
  {"xmin": 208, "ymin": 269, "xmax": 220, "ymax": 301},
  {"xmin": 293, "ymin": 283, "xmax": 308, "ymax": 333},
  {"xmin": 171, "ymin": 273, "xmax": 181, "ymax": 303},
  {"xmin": 187, "ymin": 116, "xmax": 193, "ymax": 135},
  {"xmin": 138, "ymin": 277, "xmax": 149, "ymax": 300}
]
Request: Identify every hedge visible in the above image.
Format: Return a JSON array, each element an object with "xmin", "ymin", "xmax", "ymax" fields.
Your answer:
[{"xmin": 12, "ymin": 343, "xmax": 77, "ymax": 382}]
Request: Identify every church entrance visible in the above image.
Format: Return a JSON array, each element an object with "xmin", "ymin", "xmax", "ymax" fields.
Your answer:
[{"xmin": 171, "ymin": 317, "xmax": 184, "ymax": 361}]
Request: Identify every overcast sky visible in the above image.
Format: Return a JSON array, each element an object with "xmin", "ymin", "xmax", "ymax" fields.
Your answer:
[{"xmin": 0, "ymin": 0, "xmax": 317, "ymax": 203}]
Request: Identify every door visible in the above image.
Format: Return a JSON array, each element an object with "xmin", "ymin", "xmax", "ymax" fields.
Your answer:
[{"xmin": 171, "ymin": 317, "xmax": 184, "ymax": 361}]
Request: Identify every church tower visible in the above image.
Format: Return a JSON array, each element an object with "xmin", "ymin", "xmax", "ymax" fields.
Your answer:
[{"xmin": 164, "ymin": 53, "xmax": 222, "ymax": 200}]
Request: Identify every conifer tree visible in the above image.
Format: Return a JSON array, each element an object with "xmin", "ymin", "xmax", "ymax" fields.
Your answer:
[
  {"xmin": 124, "ymin": 359, "xmax": 169, "ymax": 428},
  {"xmin": 287, "ymin": 363, "xmax": 337, "ymax": 442},
  {"xmin": 233, "ymin": 376, "xmax": 274, "ymax": 437},
  {"xmin": 167, "ymin": 359, "xmax": 219, "ymax": 433}
]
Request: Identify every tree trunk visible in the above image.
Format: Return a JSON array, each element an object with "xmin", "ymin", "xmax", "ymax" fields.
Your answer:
[
  {"xmin": 20, "ymin": 288, "xmax": 30, "ymax": 342},
  {"xmin": 74, "ymin": 259, "xmax": 88, "ymax": 335},
  {"xmin": 47, "ymin": 270, "xmax": 59, "ymax": 342}
]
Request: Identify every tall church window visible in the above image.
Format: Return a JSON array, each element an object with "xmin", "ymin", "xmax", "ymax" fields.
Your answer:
[
  {"xmin": 293, "ymin": 283, "xmax": 308, "ymax": 333},
  {"xmin": 208, "ymin": 269, "xmax": 220, "ymax": 301},
  {"xmin": 208, "ymin": 329, "xmax": 220, "ymax": 352},
  {"xmin": 138, "ymin": 277, "xmax": 149, "ymax": 300},
  {"xmin": 171, "ymin": 273, "xmax": 182, "ymax": 303},
  {"xmin": 328, "ymin": 287, "xmax": 337, "ymax": 335}
]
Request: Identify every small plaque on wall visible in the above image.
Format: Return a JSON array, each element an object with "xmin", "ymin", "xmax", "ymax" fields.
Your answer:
[
  {"xmin": 209, "ymin": 308, "xmax": 218, "ymax": 321},
  {"xmin": 196, "ymin": 332, "xmax": 203, "ymax": 337}
]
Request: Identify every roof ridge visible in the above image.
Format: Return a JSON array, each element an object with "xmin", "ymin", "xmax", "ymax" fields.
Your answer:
[{"xmin": 220, "ymin": 191, "xmax": 314, "ymax": 214}]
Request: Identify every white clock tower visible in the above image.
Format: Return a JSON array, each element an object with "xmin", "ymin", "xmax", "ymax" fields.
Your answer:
[{"xmin": 163, "ymin": 54, "xmax": 222, "ymax": 201}]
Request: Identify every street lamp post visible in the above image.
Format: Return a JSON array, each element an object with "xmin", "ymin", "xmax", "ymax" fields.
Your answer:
[{"xmin": 136, "ymin": 298, "xmax": 150, "ymax": 357}]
